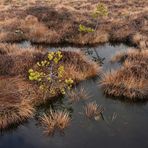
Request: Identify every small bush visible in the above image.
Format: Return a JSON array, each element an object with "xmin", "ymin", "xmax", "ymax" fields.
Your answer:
[{"xmin": 28, "ymin": 51, "xmax": 74, "ymax": 97}]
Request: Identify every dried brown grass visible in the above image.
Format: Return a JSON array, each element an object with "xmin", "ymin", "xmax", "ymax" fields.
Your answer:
[
  {"xmin": 62, "ymin": 50, "xmax": 100, "ymax": 81},
  {"xmin": 41, "ymin": 110, "xmax": 71, "ymax": 135},
  {"xmin": 0, "ymin": 100, "xmax": 34, "ymax": 129},
  {"xmin": 131, "ymin": 33, "xmax": 148, "ymax": 49},
  {"xmin": 0, "ymin": 44, "xmax": 100, "ymax": 79},
  {"xmin": 0, "ymin": 0, "xmax": 147, "ymax": 47},
  {"xmin": 84, "ymin": 102, "xmax": 104, "ymax": 119},
  {"xmin": 66, "ymin": 87, "xmax": 91, "ymax": 103},
  {"xmin": 101, "ymin": 49, "xmax": 148, "ymax": 100},
  {"xmin": 0, "ymin": 44, "xmax": 100, "ymax": 129},
  {"xmin": 0, "ymin": 50, "xmax": 45, "ymax": 77}
]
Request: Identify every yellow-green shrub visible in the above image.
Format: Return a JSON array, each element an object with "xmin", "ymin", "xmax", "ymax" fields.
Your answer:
[
  {"xmin": 28, "ymin": 51, "xmax": 74, "ymax": 96},
  {"xmin": 79, "ymin": 2, "xmax": 108, "ymax": 32}
]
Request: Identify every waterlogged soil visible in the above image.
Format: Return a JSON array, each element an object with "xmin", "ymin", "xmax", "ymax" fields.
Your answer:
[{"xmin": 1, "ymin": 43, "xmax": 148, "ymax": 148}]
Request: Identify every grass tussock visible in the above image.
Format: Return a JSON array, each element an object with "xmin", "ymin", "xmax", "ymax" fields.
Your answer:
[
  {"xmin": 66, "ymin": 87, "xmax": 91, "ymax": 103},
  {"xmin": 0, "ymin": 44, "xmax": 100, "ymax": 79},
  {"xmin": 101, "ymin": 49, "xmax": 148, "ymax": 100},
  {"xmin": 0, "ymin": 99, "xmax": 34, "ymax": 129},
  {"xmin": 62, "ymin": 50, "xmax": 100, "ymax": 81},
  {"xmin": 40, "ymin": 110, "xmax": 71, "ymax": 135},
  {"xmin": 84, "ymin": 102, "xmax": 104, "ymax": 119}
]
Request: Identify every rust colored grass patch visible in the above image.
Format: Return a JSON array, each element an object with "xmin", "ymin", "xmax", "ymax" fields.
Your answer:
[
  {"xmin": 0, "ymin": 76, "xmax": 36, "ymax": 129},
  {"xmin": 84, "ymin": 102, "xmax": 104, "ymax": 119},
  {"xmin": 62, "ymin": 50, "xmax": 100, "ymax": 81},
  {"xmin": 0, "ymin": 0, "xmax": 147, "ymax": 48},
  {"xmin": 40, "ymin": 110, "xmax": 71, "ymax": 135},
  {"xmin": 66, "ymin": 87, "xmax": 91, "ymax": 103},
  {"xmin": 0, "ymin": 44, "xmax": 100, "ymax": 129},
  {"xmin": 101, "ymin": 49, "xmax": 148, "ymax": 101},
  {"xmin": 0, "ymin": 44, "xmax": 100, "ymax": 79}
]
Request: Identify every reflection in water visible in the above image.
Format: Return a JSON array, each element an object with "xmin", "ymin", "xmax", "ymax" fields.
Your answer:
[{"xmin": 1, "ymin": 42, "xmax": 148, "ymax": 148}]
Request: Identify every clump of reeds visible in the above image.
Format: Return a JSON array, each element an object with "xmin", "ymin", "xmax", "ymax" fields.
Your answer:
[
  {"xmin": 101, "ymin": 72, "xmax": 148, "ymax": 99},
  {"xmin": 62, "ymin": 50, "xmax": 101, "ymax": 81},
  {"xmin": 0, "ymin": 43, "xmax": 44, "ymax": 55},
  {"xmin": 111, "ymin": 49, "xmax": 148, "ymax": 63},
  {"xmin": 66, "ymin": 87, "xmax": 91, "ymax": 103},
  {"xmin": 0, "ymin": 76, "xmax": 42, "ymax": 130},
  {"xmin": 0, "ymin": 14, "xmax": 61, "ymax": 43},
  {"xmin": 40, "ymin": 110, "xmax": 71, "ymax": 135},
  {"xmin": 40, "ymin": 114, "xmax": 55, "ymax": 135},
  {"xmin": 84, "ymin": 102, "xmax": 104, "ymax": 119}
]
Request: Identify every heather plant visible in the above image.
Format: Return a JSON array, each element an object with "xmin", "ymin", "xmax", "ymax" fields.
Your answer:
[{"xmin": 28, "ymin": 51, "xmax": 74, "ymax": 97}]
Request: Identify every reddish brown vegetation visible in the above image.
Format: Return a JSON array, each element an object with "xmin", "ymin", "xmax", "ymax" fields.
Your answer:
[
  {"xmin": 84, "ymin": 102, "xmax": 104, "ymax": 119},
  {"xmin": 0, "ymin": 44, "xmax": 99, "ymax": 79},
  {"xmin": 0, "ymin": 77, "xmax": 35, "ymax": 129},
  {"xmin": 0, "ymin": 0, "xmax": 147, "ymax": 130},
  {"xmin": 0, "ymin": 43, "xmax": 100, "ymax": 129},
  {"xmin": 66, "ymin": 87, "xmax": 91, "ymax": 103},
  {"xmin": 101, "ymin": 49, "xmax": 148, "ymax": 100},
  {"xmin": 41, "ymin": 110, "xmax": 71, "ymax": 135},
  {"xmin": 0, "ymin": 0, "xmax": 147, "ymax": 48}
]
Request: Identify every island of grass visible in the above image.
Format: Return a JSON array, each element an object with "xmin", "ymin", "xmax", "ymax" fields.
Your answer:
[
  {"xmin": 101, "ymin": 49, "xmax": 148, "ymax": 101},
  {"xmin": 0, "ymin": 43, "xmax": 100, "ymax": 129}
]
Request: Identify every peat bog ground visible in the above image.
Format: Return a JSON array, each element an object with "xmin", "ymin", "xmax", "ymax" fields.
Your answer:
[{"xmin": 0, "ymin": 0, "xmax": 148, "ymax": 148}]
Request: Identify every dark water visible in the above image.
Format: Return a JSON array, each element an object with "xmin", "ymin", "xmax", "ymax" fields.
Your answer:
[{"xmin": 1, "ymin": 42, "xmax": 148, "ymax": 148}]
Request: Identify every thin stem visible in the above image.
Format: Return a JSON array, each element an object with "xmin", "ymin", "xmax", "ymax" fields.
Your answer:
[{"xmin": 94, "ymin": 17, "xmax": 99, "ymax": 31}]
